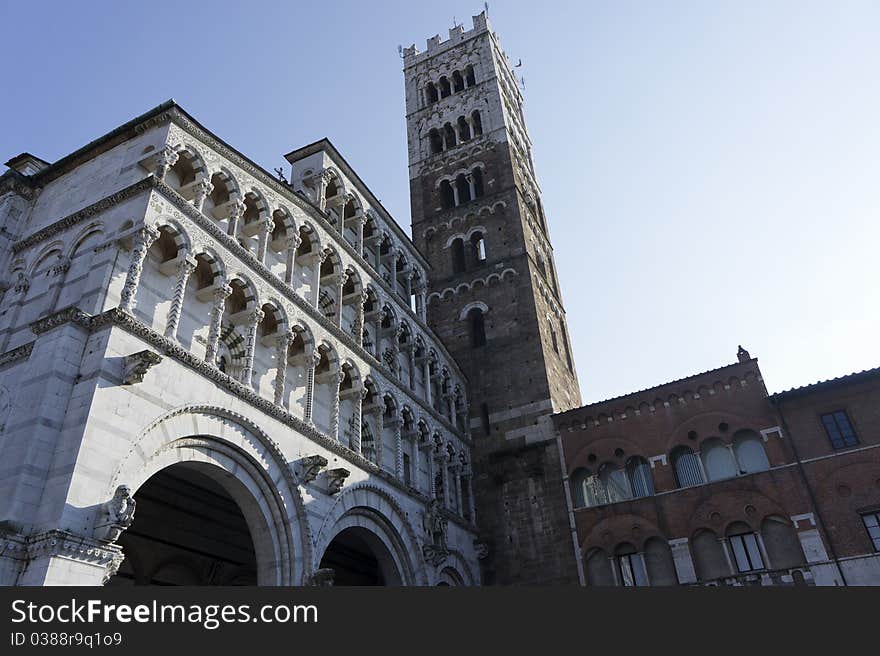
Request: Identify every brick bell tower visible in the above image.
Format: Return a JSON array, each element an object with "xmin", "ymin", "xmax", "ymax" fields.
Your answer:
[{"xmin": 403, "ymin": 11, "xmax": 582, "ymax": 584}]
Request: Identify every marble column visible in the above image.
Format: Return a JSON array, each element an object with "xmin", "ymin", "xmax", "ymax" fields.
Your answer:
[
  {"xmin": 335, "ymin": 271, "xmax": 349, "ymax": 328},
  {"xmin": 257, "ymin": 216, "xmax": 274, "ymax": 264},
  {"xmin": 354, "ymin": 290, "xmax": 367, "ymax": 347},
  {"xmin": 204, "ymin": 282, "xmax": 232, "ymax": 365},
  {"xmin": 284, "ymin": 234, "xmax": 301, "ymax": 286},
  {"xmin": 395, "ymin": 419, "xmax": 404, "ymax": 479},
  {"xmin": 226, "ymin": 199, "xmax": 245, "ymax": 239},
  {"xmin": 119, "ymin": 225, "xmax": 160, "ymax": 313},
  {"xmin": 304, "ymin": 348, "xmax": 321, "ymax": 424},
  {"xmin": 192, "ymin": 178, "xmax": 213, "ymax": 213},
  {"xmin": 240, "ymin": 308, "xmax": 265, "ymax": 388},
  {"xmin": 329, "ymin": 369, "xmax": 344, "ymax": 440},
  {"xmin": 353, "ymin": 387, "xmax": 366, "ymax": 454},
  {"xmin": 273, "ymin": 331, "xmax": 294, "ymax": 406},
  {"xmin": 164, "ymin": 253, "xmax": 198, "ymax": 341}
]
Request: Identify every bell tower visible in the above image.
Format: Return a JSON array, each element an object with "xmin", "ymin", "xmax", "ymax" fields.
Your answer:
[{"xmin": 404, "ymin": 12, "xmax": 582, "ymax": 584}]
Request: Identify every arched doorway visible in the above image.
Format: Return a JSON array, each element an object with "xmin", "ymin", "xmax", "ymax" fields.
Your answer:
[
  {"xmin": 109, "ymin": 463, "xmax": 259, "ymax": 586},
  {"xmin": 319, "ymin": 527, "xmax": 403, "ymax": 586}
]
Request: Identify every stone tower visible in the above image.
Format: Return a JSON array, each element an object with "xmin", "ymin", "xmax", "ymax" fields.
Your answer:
[{"xmin": 403, "ymin": 12, "xmax": 583, "ymax": 584}]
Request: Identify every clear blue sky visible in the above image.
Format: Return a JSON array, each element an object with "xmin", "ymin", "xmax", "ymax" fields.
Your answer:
[{"xmin": 1, "ymin": 1, "xmax": 878, "ymax": 402}]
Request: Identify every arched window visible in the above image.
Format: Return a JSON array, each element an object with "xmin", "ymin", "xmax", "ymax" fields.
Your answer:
[
  {"xmin": 426, "ymin": 83, "xmax": 438, "ymax": 104},
  {"xmin": 671, "ymin": 445, "xmax": 705, "ymax": 488},
  {"xmin": 468, "ymin": 307, "xmax": 486, "ymax": 347},
  {"xmin": 692, "ymin": 529, "xmax": 729, "ymax": 581},
  {"xmin": 643, "ymin": 537, "xmax": 679, "ymax": 586},
  {"xmin": 701, "ymin": 438, "xmax": 737, "ymax": 482},
  {"xmin": 429, "ymin": 128, "xmax": 443, "ymax": 154},
  {"xmin": 726, "ymin": 522, "xmax": 765, "ymax": 573},
  {"xmin": 761, "ymin": 515, "xmax": 806, "ymax": 570},
  {"xmin": 443, "ymin": 123, "xmax": 457, "ymax": 149},
  {"xmin": 451, "ymin": 238, "xmax": 465, "ymax": 273},
  {"xmin": 625, "ymin": 457, "xmax": 654, "ymax": 498},
  {"xmin": 536, "ymin": 254, "xmax": 547, "ymax": 277},
  {"xmin": 452, "ymin": 70, "xmax": 464, "ymax": 92},
  {"xmin": 465, "ymin": 65, "xmax": 476, "ymax": 87},
  {"xmin": 549, "ymin": 322, "xmax": 559, "ymax": 354},
  {"xmin": 457, "ymin": 116, "xmax": 471, "ymax": 141},
  {"xmin": 615, "ymin": 544, "xmax": 649, "ymax": 587},
  {"xmin": 440, "ymin": 181, "xmax": 455, "ymax": 210},
  {"xmin": 585, "ymin": 548, "xmax": 614, "ymax": 586},
  {"xmin": 599, "ymin": 463, "xmax": 632, "ymax": 503},
  {"xmin": 471, "ymin": 167, "xmax": 485, "ymax": 198},
  {"xmin": 470, "ymin": 231, "xmax": 486, "ymax": 264},
  {"xmin": 733, "ymin": 430, "xmax": 770, "ymax": 474},
  {"xmin": 570, "ymin": 468, "xmax": 590, "ymax": 508},
  {"xmin": 560, "ymin": 323, "xmax": 574, "ymax": 372},
  {"xmin": 439, "ymin": 76, "xmax": 451, "ymax": 98},
  {"xmin": 471, "ymin": 110, "xmax": 483, "ymax": 136},
  {"xmin": 455, "ymin": 174, "xmax": 472, "ymax": 204}
]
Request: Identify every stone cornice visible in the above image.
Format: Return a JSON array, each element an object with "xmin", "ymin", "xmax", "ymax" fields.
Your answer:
[
  {"xmin": 26, "ymin": 306, "xmax": 475, "ymax": 533},
  {"xmin": 0, "ymin": 170, "xmax": 37, "ymax": 201},
  {"xmin": 0, "ymin": 341, "xmax": 33, "ymax": 368},
  {"xmin": 12, "ymin": 177, "xmax": 154, "ymax": 253}
]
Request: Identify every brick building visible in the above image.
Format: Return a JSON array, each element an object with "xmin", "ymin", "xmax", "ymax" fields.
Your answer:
[{"xmin": 553, "ymin": 348, "xmax": 880, "ymax": 586}]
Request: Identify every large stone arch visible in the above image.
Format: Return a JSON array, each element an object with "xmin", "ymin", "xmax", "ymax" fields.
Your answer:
[
  {"xmin": 107, "ymin": 405, "xmax": 312, "ymax": 585},
  {"xmin": 434, "ymin": 550, "xmax": 477, "ymax": 586},
  {"xmin": 314, "ymin": 483, "xmax": 427, "ymax": 586}
]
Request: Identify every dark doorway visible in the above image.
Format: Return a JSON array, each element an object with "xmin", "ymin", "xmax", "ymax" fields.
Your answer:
[
  {"xmin": 319, "ymin": 527, "xmax": 401, "ymax": 586},
  {"xmin": 109, "ymin": 464, "xmax": 258, "ymax": 586}
]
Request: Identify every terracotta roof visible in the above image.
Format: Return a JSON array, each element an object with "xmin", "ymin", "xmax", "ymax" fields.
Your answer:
[{"xmin": 771, "ymin": 365, "xmax": 880, "ymax": 400}]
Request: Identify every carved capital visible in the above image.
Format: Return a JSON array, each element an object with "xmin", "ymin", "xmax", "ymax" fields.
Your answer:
[
  {"xmin": 154, "ymin": 146, "xmax": 179, "ymax": 180},
  {"xmin": 213, "ymin": 283, "xmax": 233, "ymax": 304},
  {"xmin": 285, "ymin": 234, "xmax": 302, "ymax": 250},
  {"xmin": 227, "ymin": 199, "xmax": 246, "ymax": 221},
  {"xmin": 248, "ymin": 308, "xmax": 265, "ymax": 327},
  {"xmin": 276, "ymin": 330, "xmax": 295, "ymax": 350},
  {"xmin": 179, "ymin": 253, "xmax": 198, "ymax": 275}
]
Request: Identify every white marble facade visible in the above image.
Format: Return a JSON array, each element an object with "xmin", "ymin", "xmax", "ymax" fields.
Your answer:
[{"xmin": 0, "ymin": 103, "xmax": 480, "ymax": 586}]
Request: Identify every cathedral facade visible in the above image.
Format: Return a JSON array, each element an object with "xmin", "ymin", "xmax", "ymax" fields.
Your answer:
[
  {"xmin": 1, "ymin": 11, "xmax": 877, "ymax": 587},
  {"xmin": 0, "ymin": 100, "xmax": 480, "ymax": 585}
]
